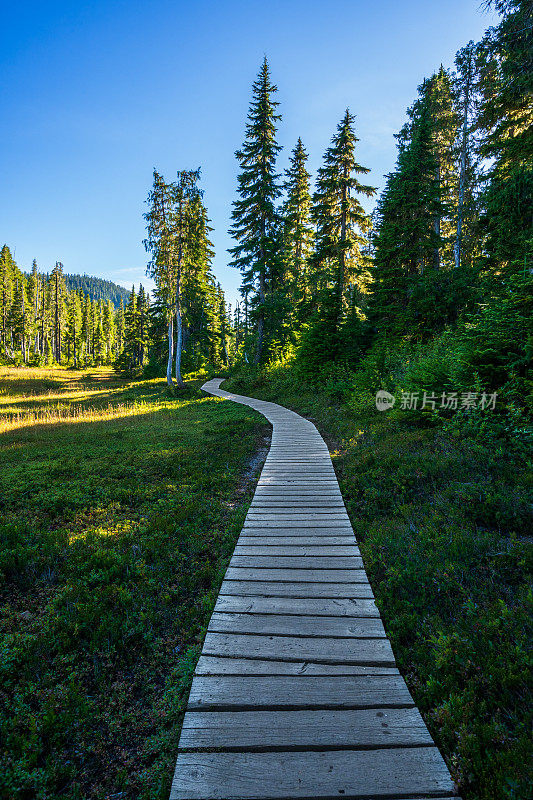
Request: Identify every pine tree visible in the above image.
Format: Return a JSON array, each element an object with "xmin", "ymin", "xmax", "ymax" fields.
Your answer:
[
  {"xmin": 144, "ymin": 168, "xmax": 203, "ymax": 387},
  {"xmin": 282, "ymin": 138, "xmax": 314, "ymax": 326},
  {"xmin": 370, "ymin": 98, "xmax": 446, "ymax": 334},
  {"xmin": 0, "ymin": 245, "xmax": 15, "ymax": 353},
  {"xmin": 311, "ymin": 110, "xmax": 375, "ymax": 328},
  {"xmin": 229, "ymin": 57, "xmax": 283, "ymax": 364},
  {"xmin": 453, "ymin": 41, "xmax": 481, "ymax": 270},
  {"xmin": 102, "ymin": 300, "xmax": 115, "ymax": 363},
  {"xmin": 50, "ymin": 262, "xmax": 65, "ymax": 362},
  {"xmin": 66, "ymin": 291, "xmax": 82, "ymax": 366},
  {"xmin": 476, "ymin": 0, "xmax": 533, "ymax": 271},
  {"xmin": 115, "ymin": 296, "xmax": 125, "ymax": 359}
]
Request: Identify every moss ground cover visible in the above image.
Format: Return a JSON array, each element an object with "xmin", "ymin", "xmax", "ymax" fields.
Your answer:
[
  {"xmin": 227, "ymin": 365, "xmax": 532, "ymax": 800},
  {"xmin": 0, "ymin": 367, "xmax": 268, "ymax": 800}
]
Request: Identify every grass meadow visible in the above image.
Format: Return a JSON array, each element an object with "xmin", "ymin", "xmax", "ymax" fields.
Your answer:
[{"xmin": 0, "ymin": 367, "xmax": 268, "ymax": 800}]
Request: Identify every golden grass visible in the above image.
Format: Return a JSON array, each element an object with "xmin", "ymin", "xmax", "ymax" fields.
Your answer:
[{"xmin": 0, "ymin": 366, "xmax": 164, "ymax": 433}]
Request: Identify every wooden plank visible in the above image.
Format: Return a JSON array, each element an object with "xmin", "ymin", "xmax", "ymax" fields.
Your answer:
[
  {"xmin": 236, "ymin": 537, "xmax": 357, "ymax": 546},
  {"xmin": 229, "ymin": 556, "xmax": 364, "ymax": 569},
  {"xmin": 214, "ymin": 596, "xmax": 379, "ymax": 617},
  {"xmin": 208, "ymin": 613, "xmax": 385, "ymax": 638},
  {"xmin": 240, "ymin": 529, "xmax": 356, "ymax": 538},
  {"xmin": 233, "ymin": 545, "xmax": 360, "ymax": 555},
  {"xmin": 169, "ymin": 748, "xmax": 454, "ymax": 800},
  {"xmin": 187, "ymin": 674, "xmax": 411, "ymax": 709},
  {"xmin": 178, "ymin": 706, "xmax": 433, "ymax": 751},
  {"xmin": 202, "ymin": 632, "xmax": 395, "ymax": 665},
  {"xmin": 247, "ymin": 512, "xmax": 348, "ymax": 519},
  {"xmin": 225, "ymin": 567, "xmax": 367, "ymax": 582},
  {"xmin": 220, "ymin": 581, "xmax": 374, "ymax": 598},
  {"xmin": 194, "ymin": 656, "xmax": 398, "ymax": 676},
  {"xmin": 250, "ymin": 500, "xmax": 346, "ymax": 507},
  {"xmin": 243, "ymin": 521, "xmax": 354, "ymax": 528}
]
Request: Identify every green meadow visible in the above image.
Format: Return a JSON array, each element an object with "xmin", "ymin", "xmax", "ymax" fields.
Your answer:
[{"xmin": 0, "ymin": 367, "xmax": 268, "ymax": 800}]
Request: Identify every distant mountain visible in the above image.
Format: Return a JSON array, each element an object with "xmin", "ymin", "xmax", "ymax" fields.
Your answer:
[{"xmin": 64, "ymin": 274, "xmax": 130, "ymax": 307}]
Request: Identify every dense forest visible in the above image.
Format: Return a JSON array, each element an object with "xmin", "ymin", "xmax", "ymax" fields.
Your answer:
[
  {"xmin": 60, "ymin": 274, "xmax": 130, "ymax": 307},
  {"xmin": 220, "ymin": 0, "xmax": 531, "ymax": 426},
  {"xmin": 0, "ymin": 250, "xmax": 231, "ymax": 375}
]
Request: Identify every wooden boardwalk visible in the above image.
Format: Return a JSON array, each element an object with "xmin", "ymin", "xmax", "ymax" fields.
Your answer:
[{"xmin": 169, "ymin": 378, "xmax": 458, "ymax": 800}]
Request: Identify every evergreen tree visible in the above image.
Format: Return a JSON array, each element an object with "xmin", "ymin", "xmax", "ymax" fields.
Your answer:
[
  {"xmin": 311, "ymin": 110, "xmax": 375, "ymax": 328},
  {"xmin": 0, "ymin": 245, "xmax": 15, "ymax": 353},
  {"xmin": 65, "ymin": 290, "xmax": 82, "ymax": 366},
  {"xmin": 370, "ymin": 98, "xmax": 446, "ymax": 334},
  {"xmin": 50, "ymin": 262, "xmax": 65, "ymax": 362},
  {"xmin": 282, "ymin": 138, "xmax": 314, "ymax": 326},
  {"xmin": 229, "ymin": 57, "xmax": 283, "ymax": 364},
  {"xmin": 115, "ymin": 296, "xmax": 125, "ymax": 359}
]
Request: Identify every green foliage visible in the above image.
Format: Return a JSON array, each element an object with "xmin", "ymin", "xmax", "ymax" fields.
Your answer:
[
  {"xmin": 227, "ymin": 363, "xmax": 532, "ymax": 800},
  {"xmin": 0, "ymin": 368, "xmax": 268, "ymax": 800},
  {"xmin": 229, "ymin": 57, "xmax": 283, "ymax": 364}
]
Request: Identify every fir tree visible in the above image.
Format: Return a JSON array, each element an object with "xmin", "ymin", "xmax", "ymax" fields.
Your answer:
[
  {"xmin": 370, "ymin": 99, "xmax": 446, "ymax": 334},
  {"xmin": 50, "ymin": 262, "xmax": 65, "ymax": 362},
  {"xmin": 311, "ymin": 110, "xmax": 375, "ymax": 328},
  {"xmin": 229, "ymin": 57, "xmax": 283, "ymax": 364},
  {"xmin": 0, "ymin": 245, "xmax": 15, "ymax": 353},
  {"xmin": 282, "ymin": 138, "xmax": 314, "ymax": 326}
]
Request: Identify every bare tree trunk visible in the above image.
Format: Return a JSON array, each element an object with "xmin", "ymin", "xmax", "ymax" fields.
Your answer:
[
  {"xmin": 175, "ymin": 307, "xmax": 185, "ymax": 388},
  {"xmin": 167, "ymin": 316, "xmax": 175, "ymax": 389},
  {"xmin": 21, "ymin": 284, "xmax": 26, "ymax": 363},
  {"xmin": 254, "ymin": 278, "xmax": 266, "ymax": 366}
]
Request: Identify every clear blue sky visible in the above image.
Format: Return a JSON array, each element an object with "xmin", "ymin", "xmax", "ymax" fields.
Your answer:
[{"xmin": 1, "ymin": 0, "xmax": 498, "ymax": 306}]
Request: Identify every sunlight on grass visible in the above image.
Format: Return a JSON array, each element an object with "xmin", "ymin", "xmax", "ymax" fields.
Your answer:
[{"xmin": 0, "ymin": 366, "xmax": 268, "ymax": 800}]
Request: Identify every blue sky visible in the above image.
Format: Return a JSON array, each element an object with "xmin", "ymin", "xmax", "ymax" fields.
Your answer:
[{"xmin": 1, "ymin": 0, "xmax": 498, "ymax": 307}]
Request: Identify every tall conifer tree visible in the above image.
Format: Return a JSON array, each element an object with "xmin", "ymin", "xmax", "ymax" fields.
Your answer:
[
  {"xmin": 282, "ymin": 138, "xmax": 314, "ymax": 325},
  {"xmin": 229, "ymin": 57, "xmax": 282, "ymax": 364},
  {"xmin": 311, "ymin": 110, "xmax": 375, "ymax": 327}
]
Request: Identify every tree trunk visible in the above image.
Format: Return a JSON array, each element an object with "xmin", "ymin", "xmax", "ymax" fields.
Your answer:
[
  {"xmin": 21, "ymin": 285, "xmax": 26, "ymax": 363},
  {"xmin": 454, "ymin": 49, "xmax": 473, "ymax": 270},
  {"xmin": 254, "ymin": 282, "xmax": 265, "ymax": 365},
  {"xmin": 167, "ymin": 316, "xmax": 175, "ymax": 388},
  {"xmin": 433, "ymin": 163, "xmax": 441, "ymax": 270}
]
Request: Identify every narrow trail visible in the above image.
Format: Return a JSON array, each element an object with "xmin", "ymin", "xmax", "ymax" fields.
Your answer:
[{"xmin": 169, "ymin": 378, "xmax": 458, "ymax": 800}]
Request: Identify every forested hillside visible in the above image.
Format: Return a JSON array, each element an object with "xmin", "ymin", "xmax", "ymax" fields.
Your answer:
[{"xmin": 62, "ymin": 273, "xmax": 130, "ymax": 306}]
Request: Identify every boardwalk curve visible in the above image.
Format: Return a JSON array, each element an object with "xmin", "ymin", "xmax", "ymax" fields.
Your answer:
[{"xmin": 169, "ymin": 378, "xmax": 458, "ymax": 800}]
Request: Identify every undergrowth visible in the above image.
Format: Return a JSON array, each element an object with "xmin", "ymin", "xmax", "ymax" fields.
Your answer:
[{"xmin": 226, "ymin": 353, "xmax": 532, "ymax": 800}]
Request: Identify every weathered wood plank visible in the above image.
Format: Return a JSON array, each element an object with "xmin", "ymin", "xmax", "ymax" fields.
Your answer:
[
  {"xmin": 236, "ymin": 537, "xmax": 357, "ymax": 546},
  {"xmin": 243, "ymin": 521, "xmax": 354, "ymax": 528},
  {"xmin": 220, "ymin": 580, "xmax": 374, "ymax": 598},
  {"xmin": 202, "ymin": 632, "xmax": 395, "ymax": 665},
  {"xmin": 233, "ymin": 545, "xmax": 360, "ymax": 556},
  {"xmin": 178, "ymin": 706, "xmax": 433, "ymax": 750},
  {"xmin": 207, "ymin": 612, "xmax": 385, "ymax": 638},
  {"xmin": 229, "ymin": 556, "xmax": 364, "ymax": 569},
  {"xmin": 187, "ymin": 674, "xmax": 411, "ymax": 709},
  {"xmin": 241, "ymin": 527, "xmax": 354, "ymax": 535},
  {"xmin": 169, "ymin": 748, "xmax": 453, "ymax": 799},
  {"xmin": 213, "ymin": 595, "xmax": 379, "ymax": 617},
  {"xmin": 225, "ymin": 567, "xmax": 367, "ymax": 582},
  {"xmin": 194, "ymin": 655, "xmax": 398, "ymax": 676}
]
